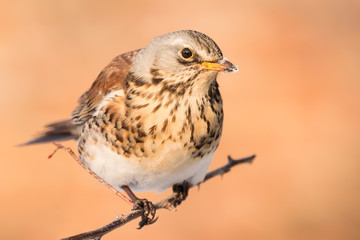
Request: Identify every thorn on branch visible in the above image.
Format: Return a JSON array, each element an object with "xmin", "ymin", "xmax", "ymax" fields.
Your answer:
[
  {"xmin": 227, "ymin": 155, "xmax": 255, "ymax": 165},
  {"xmin": 48, "ymin": 145, "xmax": 60, "ymax": 159}
]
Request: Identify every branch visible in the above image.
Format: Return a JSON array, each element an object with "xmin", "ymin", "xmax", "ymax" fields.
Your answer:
[{"xmin": 49, "ymin": 143, "xmax": 255, "ymax": 240}]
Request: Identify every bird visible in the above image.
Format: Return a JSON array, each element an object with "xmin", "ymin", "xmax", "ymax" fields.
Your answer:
[{"xmin": 26, "ymin": 30, "xmax": 237, "ymax": 224}]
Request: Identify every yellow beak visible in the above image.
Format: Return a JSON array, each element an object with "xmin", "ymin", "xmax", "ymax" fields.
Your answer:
[{"xmin": 200, "ymin": 59, "xmax": 238, "ymax": 72}]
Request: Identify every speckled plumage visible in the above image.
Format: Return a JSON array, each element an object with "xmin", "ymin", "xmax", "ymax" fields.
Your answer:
[{"xmin": 27, "ymin": 30, "xmax": 238, "ymax": 193}]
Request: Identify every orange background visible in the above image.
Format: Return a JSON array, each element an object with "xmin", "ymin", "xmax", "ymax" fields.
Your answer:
[{"xmin": 1, "ymin": 0, "xmax": 360, "ymax": 239}]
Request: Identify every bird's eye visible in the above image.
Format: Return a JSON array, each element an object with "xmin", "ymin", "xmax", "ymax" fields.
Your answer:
[{"xmin": 181, "ymin": 48, "xmax": 193, "ymax": 59}]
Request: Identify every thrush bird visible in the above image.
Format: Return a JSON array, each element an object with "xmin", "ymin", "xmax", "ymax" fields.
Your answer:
[{"xmin": 27, "ymin": 30, "xmax": 237, "ymax": 207}]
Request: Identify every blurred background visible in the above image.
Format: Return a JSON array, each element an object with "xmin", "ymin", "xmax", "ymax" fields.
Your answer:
[{"xmin": 1, "ymin": 0, "xmax": 360, "ymax": 239}]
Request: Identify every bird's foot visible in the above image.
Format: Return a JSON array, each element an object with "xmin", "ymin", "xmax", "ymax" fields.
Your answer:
[
  {"xmin": 133, "ymin": 198, "xmax": 158, "ymax": 229},
  {"xmin": 121, "ymin": 185, "xmax": 158, "ymax": 229},
  {"xmin": 172, "ymin": 181, "xmax": 190, "ymax": 207}
]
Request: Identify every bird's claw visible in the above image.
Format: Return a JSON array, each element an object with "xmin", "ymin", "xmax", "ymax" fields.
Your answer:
[{"xmin": 133, "ymin": 198, "xmax": 158, "ymax": 229}]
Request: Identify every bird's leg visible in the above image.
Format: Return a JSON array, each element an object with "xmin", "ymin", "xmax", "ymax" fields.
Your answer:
[
  {"xmin": 172, "ymin": 181, "xmax": 190, "ymax": 207},
  {"xmin": 121, "ymin": 185, "xmax": 158, "ymax": 229}
]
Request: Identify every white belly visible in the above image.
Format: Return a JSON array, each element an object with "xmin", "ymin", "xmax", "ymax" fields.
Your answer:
[{"xmin": 80, "ymin": 137, "xmax": 215, "ymax": 193}]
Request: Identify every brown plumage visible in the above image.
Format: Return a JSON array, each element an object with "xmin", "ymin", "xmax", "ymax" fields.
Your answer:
[{"xmin": 72, "ymin": 49, "xmax": 141, "ymax": 124}]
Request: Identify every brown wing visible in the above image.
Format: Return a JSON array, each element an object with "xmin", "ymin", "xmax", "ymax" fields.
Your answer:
[
  {"xmin": 71, "ymin": 49, "xmax": 141, "ymax": 124},
  {"xmin": 24, "ymin": 49, "xmax": 141, "ymax": 145}
]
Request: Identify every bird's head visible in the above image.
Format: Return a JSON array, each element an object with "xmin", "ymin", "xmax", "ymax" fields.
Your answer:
[{"xmin": 131, "ymin": 30, "xmax": 237, "ymax": 87}]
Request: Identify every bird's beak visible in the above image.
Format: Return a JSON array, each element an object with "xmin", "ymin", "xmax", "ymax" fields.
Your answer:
[{"xmin": 200, "ymin": 58, "xmax": 238, "ymax": 73}]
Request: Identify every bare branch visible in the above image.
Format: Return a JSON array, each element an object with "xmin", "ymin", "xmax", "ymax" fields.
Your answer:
[
  {"xmin": 49, "ymin": 143, "xmax": 255, "ymax": 240},
  {"xmin": 203, "ymin": 155, "xmax": 255, "ymax": 182}
]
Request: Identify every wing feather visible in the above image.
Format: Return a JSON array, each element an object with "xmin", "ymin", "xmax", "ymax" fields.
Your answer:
[{"xmin": 71, "ymin": 49, "xmax": 140, "ymax": 124}]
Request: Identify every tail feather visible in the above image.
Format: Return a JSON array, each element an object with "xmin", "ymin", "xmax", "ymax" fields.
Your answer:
[{"xmin": 24, "ymin": 120, "xmax": 80, "ymax": 145}]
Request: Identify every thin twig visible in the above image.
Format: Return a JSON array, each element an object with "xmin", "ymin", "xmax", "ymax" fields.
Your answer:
[
  {"xmin": 203, "ymin": 155, "xmax": 255, "ymax": 182},
  {"xmin": 49, "ymin": 143, "xmax": 133, "ymax": 206},
  {"xmin": 49, "ymin": 143, "xmax": 255, "ymax": 240}
]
